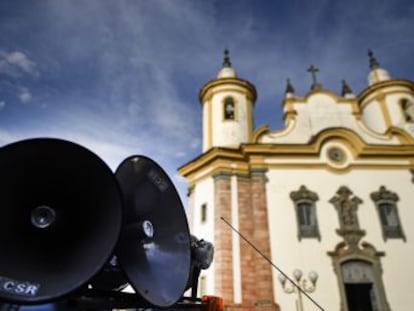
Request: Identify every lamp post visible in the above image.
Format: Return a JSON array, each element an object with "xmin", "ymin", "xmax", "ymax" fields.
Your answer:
[{"xmin": 278, "ymin": 269, "xmax": 318, "ymax": 311}]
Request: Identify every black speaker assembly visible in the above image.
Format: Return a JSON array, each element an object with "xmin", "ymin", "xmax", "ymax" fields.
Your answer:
[{"xmin": 0, "ymin": 138, "xmax": 215, "ymax": 311}]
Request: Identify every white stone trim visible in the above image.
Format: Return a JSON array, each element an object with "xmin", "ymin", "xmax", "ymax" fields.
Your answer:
[{"xmin": 231, "ymin": 175, "xmax": 242, "ymax": 303}]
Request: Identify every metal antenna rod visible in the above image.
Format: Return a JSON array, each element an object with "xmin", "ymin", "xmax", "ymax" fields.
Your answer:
[{"xmin": 221, "ymin": 217, "xmax": 325, "ymax": 311}]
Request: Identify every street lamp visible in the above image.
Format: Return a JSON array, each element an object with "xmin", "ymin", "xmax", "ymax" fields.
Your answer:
[{"xmin": 278, "ymin": 269, "xmax": 318, "ymax": 311}]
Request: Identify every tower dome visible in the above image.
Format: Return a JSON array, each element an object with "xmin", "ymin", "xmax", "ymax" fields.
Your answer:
[
  {"xmin": 367, "ymin": 49, "xmax": 391, "ymax": 86},
  {"xmin": 217, "ymin": 49, "xmax": 238, "ymax": 78}
]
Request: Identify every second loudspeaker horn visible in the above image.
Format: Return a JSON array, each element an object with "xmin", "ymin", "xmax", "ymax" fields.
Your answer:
[{"xmin": 114, "ymin": 155, "xmax": 191, "ymax": 307}]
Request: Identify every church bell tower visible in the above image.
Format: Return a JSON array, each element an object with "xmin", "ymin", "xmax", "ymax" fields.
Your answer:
[
  {"xmin": 199, "ymin": 50, "xmax": 257, "ymax": 151},
  {"xmin": 360, "ymin": 49, "xmax": 414, "ymax": 134}
]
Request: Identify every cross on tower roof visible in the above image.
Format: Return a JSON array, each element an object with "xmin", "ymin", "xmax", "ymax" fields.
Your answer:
[
  {"xmin": 285, "ymin": 78, "xmax": 295, "ymax": 94},
  {"xmin": 368, "ymin": 49, "xmax": 380, "ymax": 69},
  {"xmin": 341, "ymin": 79, "xmax": 353, "ymax": 96},
  {"xmin": 307, "ymin": 64, "xmax": 322, "ymax": 90},
  {"xmin": 223, "ymin": 49, "xmax": 232, "ymax": 68}
]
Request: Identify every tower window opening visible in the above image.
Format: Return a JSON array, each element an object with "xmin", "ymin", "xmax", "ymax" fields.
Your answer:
[
  {"xmin": 401, "ymin": 98, "xmax": 414, "ymax": 122},
  {"xmin": 201, "ymin": 203, "xmax": 207, "ymax": 223},
  {"xmin": 223, "ymin": 97, "xmax": 235, "ymax": 120}
]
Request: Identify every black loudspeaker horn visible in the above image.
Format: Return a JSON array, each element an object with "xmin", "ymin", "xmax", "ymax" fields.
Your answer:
[
  {"xmin": 88, "ymin": 255, "xmax": 129, "ymax": 292},
  {"xmin": 0, "ymin": 138, "xmax": 123, "ymax": 304},
  {"xmin": 115, "ymin": 155, "xmax": 191, "ymax": 308}
]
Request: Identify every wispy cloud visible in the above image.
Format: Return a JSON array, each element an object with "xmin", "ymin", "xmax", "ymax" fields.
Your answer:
[
  {"xmin": 30, "ymin": 1, "xmax": 214, "ymax": 149},
  {"xmin": 18, "ymin": 87, "xmax": 32, "ymax": 103},
  {"xmin": 0, "ymin": 50, "xmax": 39, "ymax": 78}
]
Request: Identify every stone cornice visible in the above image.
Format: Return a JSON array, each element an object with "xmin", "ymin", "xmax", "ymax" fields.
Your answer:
[
  {"xmin": 199, "ymin": 77, "xmax": 257, "ymax": 103},
  {"xmin": 178, "ymin": 128, "xmax": 414, "ymax": 185},
  {"xmin": 358, "ymin": 79, "xmax": 414, "ymax": 103}
]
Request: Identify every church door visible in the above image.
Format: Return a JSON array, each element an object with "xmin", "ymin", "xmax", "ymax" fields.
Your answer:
[
  {"xmin": 342, "ymin": 261, "xmax": 379, "ymax": 311},
  {"xmin": 345, "ymin": 283, "xmax": 374, "ymax": 311}
]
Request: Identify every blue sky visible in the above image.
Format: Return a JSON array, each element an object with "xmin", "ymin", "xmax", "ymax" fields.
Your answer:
[{"xmin": 1, "ymin": 0, "xmax": 414, "ymax": 205}]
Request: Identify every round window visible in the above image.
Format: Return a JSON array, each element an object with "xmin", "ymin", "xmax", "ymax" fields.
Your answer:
[{"xmin": 328, "ymin": 147, "xmax": 346, "ymax": 163}]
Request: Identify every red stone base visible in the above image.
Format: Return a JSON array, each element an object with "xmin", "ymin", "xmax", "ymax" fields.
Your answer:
[{"xmin": 225, "ymin": 302, "xmax": 280, "ymax": 311}]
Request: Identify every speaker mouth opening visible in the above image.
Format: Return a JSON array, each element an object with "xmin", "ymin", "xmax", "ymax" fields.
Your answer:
[
  {"xmin": 141, "ymin": 220, "xmax": 154, "ymax": 239},
  {"xmin": 124, "ymin": 220, "xmax": 155, "ymax": 241},
  {"xmin": 30, "ymin": 205, "xmax": 56, "ymax": 229}
]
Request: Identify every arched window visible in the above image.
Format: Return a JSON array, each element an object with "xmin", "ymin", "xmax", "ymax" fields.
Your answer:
[
  {"xmin": 290, "ymin": 185, "xmax": 320, "ymax": 240},
  {"xmin": 223, "ymin": 97, "xmax": 235, "ymax": 120},
  {"xmin": 401, "ymin": 98, "xmax": 414, "ymax": 122},
  {"xmin": 370, "ymin": 186, "xmax": 405, "ymax": 241},
  {"xmin": 297, "ymin": 201, "xmax": 313, "ymax": 226}
]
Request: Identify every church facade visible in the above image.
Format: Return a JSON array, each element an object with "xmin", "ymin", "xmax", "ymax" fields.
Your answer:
[{"xmin": 178, "ymin": 50, "xmax": 414, "ymax": 311}]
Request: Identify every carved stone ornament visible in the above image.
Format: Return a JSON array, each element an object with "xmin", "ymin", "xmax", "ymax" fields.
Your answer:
[
  {"xmin": 335, "ymin": 228, "xmax": 366, "ymax": 251},
  {"xmin": 328, "ymin": 241, "xmax": 384, "ymax": 261},
  {"xmin": 370, "ymin": 186, "xmax": 399, "ymax": 202},
  {"xmin": 290, "ymin": 185, "xmax": 318, "ymax": 202},
  {"xmin": 330, "ymin": 186, "xmax": 362, "ymax": 229}
]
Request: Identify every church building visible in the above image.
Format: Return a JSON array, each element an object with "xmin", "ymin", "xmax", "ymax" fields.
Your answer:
[{"xmin": 178, "ymin": 50, "xmax": 414, "ymax": 311}]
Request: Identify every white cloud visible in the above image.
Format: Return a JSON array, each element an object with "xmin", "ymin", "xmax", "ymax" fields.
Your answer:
[
  {"xmin": 0, "ymin": 51, "xmax": 39, "ymax": 78},
  {"xmin": 18, "ymin": 87, "xmax": 32, "ymax": 103},
  {"xmin": 7, "ymin": 51, "xmax": 38, "ymax": 75},
  {"xmin": 0, "ymin": 101, "xmax": 5, "ymax": 109}
]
